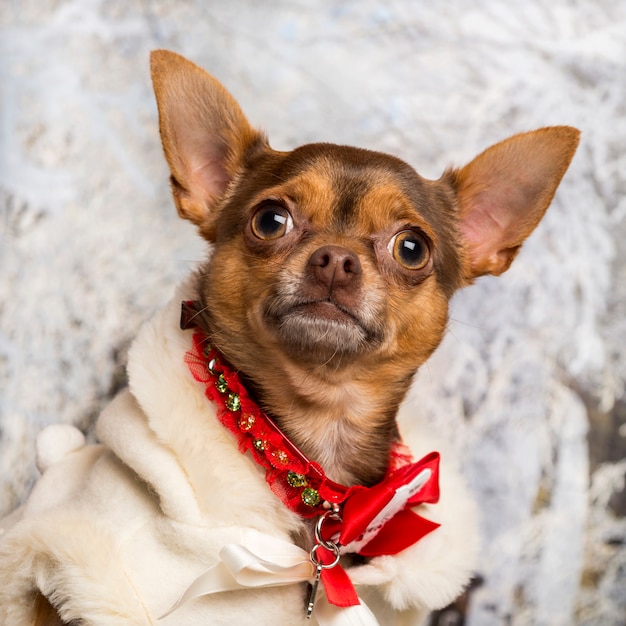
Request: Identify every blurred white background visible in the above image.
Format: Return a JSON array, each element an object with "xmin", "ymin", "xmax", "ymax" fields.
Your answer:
[{"xmin": 1, "ymin": 1, "xmax": 625, "ymax": 624}]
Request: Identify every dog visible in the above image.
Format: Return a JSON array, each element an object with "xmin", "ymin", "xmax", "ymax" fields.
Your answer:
[{"xmin": 0, "ymin": 50, "xmax": 579, "ymax": 626}]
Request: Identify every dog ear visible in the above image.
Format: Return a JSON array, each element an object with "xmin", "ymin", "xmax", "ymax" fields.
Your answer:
[
  {"xmin": 450, "ymin": 126, "xmax": 580, "ymax": 280},
  {"xmin": 150, "ymin": 50, "xmax": 267, "ymax": 237}
]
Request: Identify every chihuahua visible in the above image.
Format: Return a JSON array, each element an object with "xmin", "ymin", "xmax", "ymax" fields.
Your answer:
[{"xmin": 2, "ymin": 50, "xmax": 578, "ymax": 626}]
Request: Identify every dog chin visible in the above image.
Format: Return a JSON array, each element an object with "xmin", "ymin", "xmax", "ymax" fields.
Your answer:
[{"xmin": 272, "ymin": 310, "xmax": 373, "ymax": 364}]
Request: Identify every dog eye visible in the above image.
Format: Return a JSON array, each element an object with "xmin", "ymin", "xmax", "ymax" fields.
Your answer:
[
  {"xmin": 250, "ymin": 204, "xmax": 293, "ymax": 240},
  {"xmin": 389, "ymin": 230, "xmax": 430, "ymax": 270}
]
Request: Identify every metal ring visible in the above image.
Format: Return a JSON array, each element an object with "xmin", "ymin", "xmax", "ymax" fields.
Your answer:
[
  {"xmin": 309, "ymin": 542, "xmax": 341, "ymax": 570},
  {"xmin": 314, "ymin": 509, "xmax": 342, "ymax": 551}
]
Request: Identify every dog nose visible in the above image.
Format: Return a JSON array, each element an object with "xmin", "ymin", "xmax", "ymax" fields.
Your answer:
[{"xmin": 307, "ymin": 245, "xmax": 362, "ymax": 290}]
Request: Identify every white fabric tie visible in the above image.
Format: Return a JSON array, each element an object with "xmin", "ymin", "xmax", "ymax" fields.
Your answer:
[{"xmin": 160, "ymin": 528, "xmax": 379, "ymax": 625}]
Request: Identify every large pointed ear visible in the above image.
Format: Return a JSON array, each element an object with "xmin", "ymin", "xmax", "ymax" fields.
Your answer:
[
  {"xmin": 150, "ymin": 50, "xmax": 267, "ymax": 238},
  {"xmin": 450, "ymin": 126, "xmax": 580, "ymax": 280}
]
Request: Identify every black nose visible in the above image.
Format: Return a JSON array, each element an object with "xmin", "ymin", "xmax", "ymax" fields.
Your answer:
[{"xmin": 307, "ymin": 245, "xmax": 362, "ymax": 290}]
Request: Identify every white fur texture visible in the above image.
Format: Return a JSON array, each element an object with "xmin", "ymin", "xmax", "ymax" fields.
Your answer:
[
  {"xmin": 36, "ymin": 424, "xmax": 86, "ymax": 473},
  {"xmin": 0, "ymin": 284, "xmax": 478, "ymax": 624}
]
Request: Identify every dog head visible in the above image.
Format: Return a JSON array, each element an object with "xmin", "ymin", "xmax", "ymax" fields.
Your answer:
[{"xmin": 151, "ymin": 50, "xmax": 579, "ymax": 482}]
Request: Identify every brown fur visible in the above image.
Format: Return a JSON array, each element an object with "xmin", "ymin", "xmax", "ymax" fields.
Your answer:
[
  {"xmin": 150, "ymin": 50, "xmax": 579, "ymax": 488},
  {"xmin": 33, "ymin": 593, "xmax": 65, "ymax": 626}
]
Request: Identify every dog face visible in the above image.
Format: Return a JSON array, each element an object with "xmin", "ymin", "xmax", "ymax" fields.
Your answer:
[{"xmin": 200, "ymin": 143, "xmax": 462, "ymax": 379}]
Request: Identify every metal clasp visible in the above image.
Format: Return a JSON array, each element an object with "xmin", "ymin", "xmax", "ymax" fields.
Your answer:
[{"xmin": 306, "ymin": 507, "xmax": 342, "ymax": 619}]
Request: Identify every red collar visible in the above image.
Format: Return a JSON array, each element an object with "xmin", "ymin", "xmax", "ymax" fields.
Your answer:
[{"xmin": 181, "ymin": 301, "xmax": 441, "ymax": 608}]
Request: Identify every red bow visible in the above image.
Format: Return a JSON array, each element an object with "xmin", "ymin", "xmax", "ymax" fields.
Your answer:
[{"xmin": 318, "ymin": 452, "xmax": 440, "ymax": 606}]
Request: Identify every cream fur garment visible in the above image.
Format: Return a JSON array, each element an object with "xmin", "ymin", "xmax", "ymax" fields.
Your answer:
[{"xmin": 0, "ymin": 280, "xmax": 479, "ymax": 626}]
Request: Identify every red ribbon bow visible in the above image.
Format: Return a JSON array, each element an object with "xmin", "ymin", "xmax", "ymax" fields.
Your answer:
[
  {"xmin": 335, "ymin": 451, "xmax": 440, "ymax": 555},
  {"xmin": 317, "ymin": 452, "xmax": 440, "ymax": 606}
]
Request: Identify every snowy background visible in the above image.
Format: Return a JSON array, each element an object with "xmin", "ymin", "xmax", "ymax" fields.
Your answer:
[{"xmin": 1, "ymin": 1, "xmax": 625, "ymax": 624}]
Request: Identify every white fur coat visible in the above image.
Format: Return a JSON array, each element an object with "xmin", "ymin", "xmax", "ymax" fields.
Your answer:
[{"xmin": 0, "ymin": 280, "xmax": 478, "ymax": 625}]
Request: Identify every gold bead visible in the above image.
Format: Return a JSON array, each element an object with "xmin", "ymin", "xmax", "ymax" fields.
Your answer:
[
  {"xmin": 216, "ymin": 374, "xmax": 228, "ymax": 394},
  {"xmin": 301, "ymin": 487, "xmax": 321, "ymax": 507},
  {"xmin": 239, "ymin": 414, "xmax": 255, "ymax": 431},
  {"xmin": 271, "ymin": 449, "xmax": 289, "ymax": 465},
  {"xmin": 287, "ymin": 471, "xmax": 307, "ymax": 488},
  {"xmin": 226, "ymin": 393, "xmax": 241, "ymax": 412}
]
